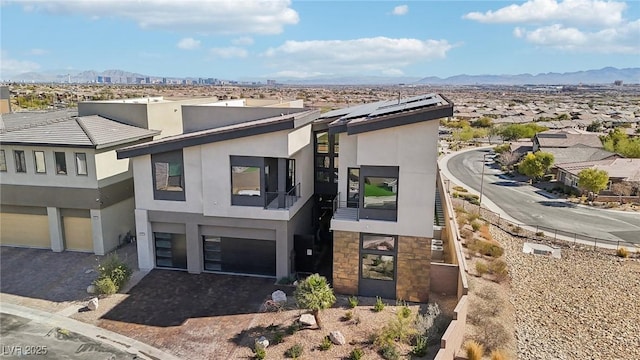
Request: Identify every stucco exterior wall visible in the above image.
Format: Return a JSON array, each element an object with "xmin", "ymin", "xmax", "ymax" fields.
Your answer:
[
  {"xmin": 98, "ymin": 197, "xmax": 136, "ymax": 253},
  {"xmin": 95, "ymin": 149, "xmax": 130, "ymax": 183},
  {"xmin": 79, "ymin": 102, "xmax": 149, "ymax": 129}
]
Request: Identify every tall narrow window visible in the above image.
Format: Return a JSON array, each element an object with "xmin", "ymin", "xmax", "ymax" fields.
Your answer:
[
  {"xmin": 316, "ymin": 132, "xmax": 329, "ymax": 153},
  {"xmin": 14, "ymin": 150, "xmax": 26, "ymax": 173},
  {"xmin": 151, "ymin": 150, "xmax": 185, "ymax": 201},
  {"xmin": 287, "ymin": 159, "xmax": 296, "ymax": 192},
  {"xmin": 347, "ymin": 168, "xmax": 360, "ymax": 207},
  {"xmin": 54, "ymin": 152, "xmax": 67, "ymax": 175},
  {"xmin": 34, "ymin": 151, "xmax": 46, "ymax": 173},
  {"xmin": 75, "ymin": 153, "xmax": 87, "ymax": 175},
  {"xmin": 0, "ymin": 150, "xmax": 6, "ymax": 171}
]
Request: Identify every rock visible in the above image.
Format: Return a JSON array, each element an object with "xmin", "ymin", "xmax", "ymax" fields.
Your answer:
[
  {"xmin": 299, "ymin": 313, "xmax": 316, "ymax": 327},
  {"xmin": 329, "ymin": 330, "xmax": 346, "ymax": 345},
  {"xmin": 86, "ymin": 284, "xmax": 96, "ymax": 294},
  {"xmin": 87, "ymin": 297, "xmax": 99, "ymax": 311},
  {"xmin": 271, "ymin": 290, "xmax": 287, "ymax": 303},
  {"xmin": 85, "ymin": 269, "xmax": 94, "ymax": 274},
  {"xmin": 254, "ymin": 336, "xmax": 269, "ymax": 350}
]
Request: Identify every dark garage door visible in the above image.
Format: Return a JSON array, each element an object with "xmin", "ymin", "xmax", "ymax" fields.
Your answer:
[{"xmin": 221, "ymin": 237, "xmax": 276, "ymax": 276}]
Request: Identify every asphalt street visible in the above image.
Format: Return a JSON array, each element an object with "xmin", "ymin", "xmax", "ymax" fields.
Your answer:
[{"xmin": 445, "ymin": 148, "xmax": 640, "ymax": 245}]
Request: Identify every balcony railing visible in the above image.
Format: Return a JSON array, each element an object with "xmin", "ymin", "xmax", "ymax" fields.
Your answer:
[
  {"xmin": 332, "ymin": 193, "xmax": 360, "ymax": 221},
  {"xmin": 265, "ymin": 183, "xmax": 301, "ymax": 210}
]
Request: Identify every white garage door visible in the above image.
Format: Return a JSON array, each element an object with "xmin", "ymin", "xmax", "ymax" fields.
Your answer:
[{"xmin": 63, "ymin": 217, "xmax": 93, "ymax": 252}]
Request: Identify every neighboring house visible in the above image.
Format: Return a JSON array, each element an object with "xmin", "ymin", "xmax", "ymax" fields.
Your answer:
[
  {"xmin": 0, "ymin": 109, "xmax": 159, "ymax": 254},
  {"xmin": 323, "ymin": 94, "xmax": 454, "ymax": 302},
  {"xmin": 532, "ymin": 129, "xmax": 603, "ymax": 152},
  {"xmin": 556, "ymin": 158, "xmax": 640, "ymax": 192},
  {"xmin": 546, "ymin": 147, "xmax": 619, "ymax": 168},
  {"xmin": 117, "ymin": 93, "xmax": 453, "ymax": 302},
  {"xmin": 0, "ymin": 86, "xmax": 10, "ymax": 114}
]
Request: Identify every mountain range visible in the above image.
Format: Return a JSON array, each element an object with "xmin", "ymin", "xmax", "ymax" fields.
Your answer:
[{"xmin": 7, "ymin": 67, "xmax": 640, "ymax": 86}]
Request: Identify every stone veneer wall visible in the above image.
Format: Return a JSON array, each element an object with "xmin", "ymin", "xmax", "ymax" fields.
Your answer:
[
  {"xmin": 332, "ymin": 230, "xmax": 359, "ymax": 295},
  {"xmin": 396, "ymin": 236, "xmax": 431, "ymax": 302}
]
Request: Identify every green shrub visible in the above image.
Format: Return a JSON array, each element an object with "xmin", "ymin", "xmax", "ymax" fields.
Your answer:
[
  {"xmin": 272, "ymin": 332, "xmax": 284, "ymax": 344},
  {"xmin": 493, "ymin": 144, "xmax": 511, "ymax": 154},
  {"xmin": 617, "ymin": 247, "xmax": 629, "ymax": 258},
  {"xmin": 253, "ymin": 346, "xmax": 266, "ymax": 360},
  {"xmin": 348, "ymin": 295, "xmax": 359, "ymax": 308},
  {"xmin": 94, "ymin": 277, "xmax": 117, "ymax": 295},
  {"xmin": 471, "ymin": 220, "xmax": 482, "ymax": 232},
  {"xmin": 466, "ymin": 340, "xmax": 484, "ymax": 360},
  {"xmin": 475, "ymin": 261, "xmax": 488, "ymax": 276},
  {"xmin": 376, "ymin": 311, "xmax": 416, "ymax": 348},
  {"xmin": 284, "ymin": 344, "xmax": 303, "ymax": 359},
  {"xmin": 411, "ymin": 336, "xmax": 428, "ymax": 357},
  {"xmin": 349, "ymin": 348, "xmax": 364, "ymax": 360},
  {"xmin": 469, "ymin": 239, "xmax": 504, "ymax": 258},
  {"xmin": 286, "ymin": 323, "xmax": 300, "ymax": 335},
  {"xmin": 379, "ymin": 344, "xmax": 399, "ymax": 360},
  {"xmin": 342, "ymin": 310, "xmax": 354, "ymax": 321},
  {"xmin": 400, "ymin": 305, "xmax": 411, "ymax": 319},
  {"xmin": 95, "ymin": 254, "xmax": 132, "ymax": 294},
  {"xmin": 373, "ymin": 296, "xmax": 385, "ymax": 312},
  {"xmin": 453, "ymin": 185, "xmax": 468, "ymax": 192},
  {"xmin": 319, "ymin": 336, "xmax": 332, "ymax": 351}
]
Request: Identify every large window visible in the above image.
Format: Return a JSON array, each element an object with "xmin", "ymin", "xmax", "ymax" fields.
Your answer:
[
  {"xmin": 0, "ymin": 150, "xmax": 6, "ymax": 171},
  {"xmin": 34, "ymin": 151, "xmax": 46, "ymax": 174},
  {"xmin": 75, "ymin": 153, "xmax": 87, "ymax": 175},
  {"xmin": 231, "ymin": 166, "xmax": 261, "ymax": 196},
  {"xmin": 361, "ymin": 234, "xmax": 396, "ymax": 281},
  {"xmin": 152, "ymin": 150, "xmax": 185, "ymax": 201},
  {"xmin": 55, "ymin": 152, "xmax": 67, "ymax": 175},
  {"xmin": 14, "ymin": 150, "xmax": 26, "ymax": 173},
  {"xmin": 316, "ymin": 132, "xmax": 329, "ymax": 154},
  {"xmin": 363, "ymin": 177, "xmax": 398, "ymax": 210}
]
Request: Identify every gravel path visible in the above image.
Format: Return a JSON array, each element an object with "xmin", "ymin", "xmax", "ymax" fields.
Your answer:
[{"xmin": 492, "ymin": 229, "xmax": 640, "ymax": 360}]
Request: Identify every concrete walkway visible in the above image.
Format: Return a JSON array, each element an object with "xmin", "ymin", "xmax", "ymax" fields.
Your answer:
[{"xmin": 0, "ymin": 302, "xmax": 181, "ymax": 360}]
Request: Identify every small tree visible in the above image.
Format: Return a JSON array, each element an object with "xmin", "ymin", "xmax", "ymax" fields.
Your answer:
[
  {"xmin": 294, "ymin": 273, "xmax": 336, "ymax": 329},
  {"xmin": 577, "ymin": 168, "xmax": 609, "ymax": 196},
  {"xmin": 518, "ymin": 151, "xmax": 554, "ymax": 181}
]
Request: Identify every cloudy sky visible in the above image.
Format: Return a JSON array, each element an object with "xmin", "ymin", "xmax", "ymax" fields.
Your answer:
[{"xmin": 1, "ymin": 0, "xmax": 639, "ymax": 80}]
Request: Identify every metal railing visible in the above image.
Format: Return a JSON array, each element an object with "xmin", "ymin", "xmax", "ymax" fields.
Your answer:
[
  {"xmin": 332, "ymin": 193, "xmax": 361, "ymax": 221},
  {"xmin": 264, "ymin": 183, "xmax": 301, "ymax": 210}
]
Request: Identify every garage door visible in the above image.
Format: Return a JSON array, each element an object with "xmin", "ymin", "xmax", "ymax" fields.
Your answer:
[
  {"xmin": 203, "ymin": 236, "xmax": 276, "ymax": 276},
  {"xmin": 63, "ymin": 217, "xmax": 93, "ymax": 251},
  {"xmin": 0, "ymin": 212, "xmax": 50, "ymax": 248}
]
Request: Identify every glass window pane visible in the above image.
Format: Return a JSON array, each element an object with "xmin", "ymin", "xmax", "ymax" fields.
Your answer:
[
  {"xmin": 362, "ymin": 235, "xmax": 395, "ymax": 251},
  {"xmin": 316, "ymin": 132, "xmax": 328, "ymax": 154},
  {"xmin": 14, "ymin": 151, "xmax": 26, "ymax": 173},
  {"xmin": 316, "ymin": 156, "xmax": 330, "ymax": 168},
  {"xmin": 155, "ymin": 162, "xmax": 183, "ymax": 191},
  {"xmin": 347, "ymin": 168, "xmax": 359, "ymax": 206},
  {"xmin": 316, "ymin": 170, "xmax": 330, "ymax": 183},
  {"xmin": 363, "ymin": 176, "xmax": 397, "ymax": 209},
  {"xmin": 232, "ymin": 166, "xmax": 261, "ymax": 195},
  {"xmin": 333, "ymin": 134, "xmax": 339, "ymax": 154},
  {"xmin": 34, "ymin": 151, "xmax": 46, "ymax": 173},
  {"xmin": 54, "ymin": 152, "xmax": 67, "ymax": 175},
  {"xmin": 0, "ymin": 150, "xmax": 6, "ymax": 171},
  {"xmin": 75, "ymin": 153, "xmax": 87, "ymax": 175},
  {"xmin": 361, "ymin": 254, "xmax": 394, "ymax": 281}
]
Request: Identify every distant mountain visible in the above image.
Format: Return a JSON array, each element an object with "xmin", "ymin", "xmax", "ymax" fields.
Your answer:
[
  {"xmin": 415, "ymin": 67, "xmax": 640, "ymax": 85},
  {"xmin": 277, "ymin": 75, "xmax": 422, "ymax": 86}
]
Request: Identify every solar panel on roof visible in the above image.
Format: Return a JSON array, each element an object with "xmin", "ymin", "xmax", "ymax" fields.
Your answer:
[{"xmin": 368, "ymin": 97, "xmax": 442, "ymax": 117}]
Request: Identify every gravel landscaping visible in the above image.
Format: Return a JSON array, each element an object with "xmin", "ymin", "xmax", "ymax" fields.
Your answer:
[{"xmin": 492, "ymin": 228, "xmax": 640, "ymax": 359}]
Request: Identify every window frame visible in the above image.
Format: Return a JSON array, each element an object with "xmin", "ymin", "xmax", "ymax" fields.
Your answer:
[
  {"xmin": 14, "ymin": 150, "xmax": 26, "ymax": 173},
  {"xmin": 34, "ymin": 151, "xmax": 46, "ymax": 174},
  {"xmin": 75, "ymin": 152, "xmax": 88, "ymax": 176},
  {"xmin": 360, "ymin": 233, "xmax": 397, "ymax": 282},
  {"xmin": 359, "ymin": 166, "xmax": 399, "ymax": 221},
  {"xmin": 54, "ymin": 151, "xmax": 67, "ymax": 175},
  {"xmin": 151, "ymin": 150, "xmax": 186, "ymax": 201},
  {"xmin": 230, "ymin": 155, "xmax": 264, "ymax": 207},
  {"xmin": 0, "ymin": 149, "xmax": 6, "ymax": 172}
]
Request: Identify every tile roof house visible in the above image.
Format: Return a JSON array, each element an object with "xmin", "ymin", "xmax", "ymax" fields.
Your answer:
[
  {"xmin": 533, "ymin": 129, "xmax": 604, "ymax": 151},
  {"xmin": 0, "ymin": 109, "xmax": 159, "ymax": 254},
  {"xmin": 556, "ymin": 158, "xmax": 640, "ymax": 192}
]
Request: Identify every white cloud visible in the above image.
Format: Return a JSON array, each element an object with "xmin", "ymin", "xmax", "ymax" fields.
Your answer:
[
  {"xmin": 270, "ymin": 70, "xmax": 326, "ymax": 78},
  {"xmin": 463, "ymin": 0, "xmax": 626, "ymax": 27},
  {"xmin": 392, "ymin": 5, "xmax": 409, "ymax": 16},
  {"xmin": 13, "ymin": 0, "xmax": 299, "ymax": 35},
  {"xmin": 382, "ymin": 68, "xmax": 405, "ymax": 76},
  {"xmin": 177, "ymin": 37, "xmax": 201, "ymax": 50},
  {"xmin": 232, "ymin": 37, "xmax": 254, "ymax": 46},
  {"xmin": 28, "ymin": 48, "xmax": 48, "ymax": 55},
  {"xmin": 0, "ymin": 51, "xmax": 41, "ymax": 77},
  {"xmin": 209, "ymin": 47, "xmax": 248, "ymax": 59},
  {"xmin": 263, "ymin": 37, "xmax": 454, "ymax": 77},
  {"xmin": 515, "ymin": 21, "xmax": 640, "ymax": 53}
]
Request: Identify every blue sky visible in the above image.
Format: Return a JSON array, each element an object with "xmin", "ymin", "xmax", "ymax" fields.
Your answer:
[{"xmin": 1, "ymin": 0, "xmax": 639, "ymax": 80}]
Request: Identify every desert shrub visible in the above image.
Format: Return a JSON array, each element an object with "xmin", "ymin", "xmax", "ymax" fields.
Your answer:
[
  {"xmin": 535, "ymin": 231, "xmax": 545, "ymax": 237},
  {"xmin": 376, "ymin": 310, "xmax": 416, "ymax": 348},
  {"xmin": 414, "ymin": 303, "xmax": 451, "ymax": 345},
  {"xmin": 348, "ymin": 295, "xmax": 359, "ymax": 308},
  {"xmin": 471, "ymin": 220, "xmax": 482, "ymax": 232},
  {"xmin": 469, "ymin": 239, "xmax": 504, "ymax": 257},
  {"xmin": 489, "ymin": 259, "xmax": 508, "ymax": 278},
  {"xmin": 284, "ymin": 344, "xmax": 303, "ymax": 359},
  {"xmin": 468, "ymin": 286, "xmax": 504, "ymax": 325},
  {"xmin": 373, "ymin": 296, "xmax": 385, "ymax": 312},
  {"xmin": 477, "ymin": 318, "xmax": 512, "ymax": 351},
  {"xmin": 94, "ymin": 254, "xmax": 132, "ymax": 294},
  {"xmin": 349, "ymin": 348, "xmax": 364, "ymax": 360},
  {"xmin": 493, "ymin": 143, "xmax": 511, "ymax": 154},
  {"xmin": 272, "ymin": 332, "xmax": 284, "ymax": 344},
  {"xmin": 616, "ymin": 247, "xmax": 629, "ymax": 258},
  {"xmin": 513, "ymin": 226, "xmax": 522, "ymax": 233},
  {"xmin": 286, "ymin": 323, "xmax": 300, "ymax": 335},
  {"xmin": 467, "ymin": 213, "xmax": 481, "ymax": 222},
  {"xmin": 453, "ymin": 185, "xmax": 468, "ymax": 192},
  {"xmin": 490, "ymin": 349, "xmax": 509, "ymax": 360},
  {"xmin": 479, "ymin": 225, "xmax": 493, "ymax": 240},
  {"xmin": 411, "ymin": 336, "xmax": 428, "ymax": 357},
  {"xmin": 475, "ymin": 261, "xmax": 489, "ymax": 276},
  {"xmin": 342, "ymin": 310, "xmax": 354, "ymax": 321},
  {"xmin": 319, "ymin": 336, "xmax": 332, "ymax": 351},
  {"xmin": 253, "ymin": 346, "xmax": 266, "ymax": 360},
  {"xmin": 466, "ymin": 340, "xmax": 484, "ymax": 360},
  {"xmin": 94, "ymin": 277, "xmax": 117, "ymax": 295},
  {"xmin": 379, "ymin": 344, "xmax": 399, "ymax": 360}
]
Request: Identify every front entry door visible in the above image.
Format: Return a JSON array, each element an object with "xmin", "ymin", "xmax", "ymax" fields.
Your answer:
[{"xmin": 358, "ymin": 234, "xmax": 397, "ymax": 299}]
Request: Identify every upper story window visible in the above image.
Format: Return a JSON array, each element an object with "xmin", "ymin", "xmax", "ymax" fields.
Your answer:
[
  {"xmin": 152, "ymin": 150, "xmax": 185, "ymax": 201},
  {"xmin": 55, "ymin": 152, "xmax": 67, "ymax": 175},
  {"xmin": 34, "ymin": 151, "xmax": 46, "ymax": 174},
  {"xmin": 230, "ymin": 156, "xmax": 264, "ymax": 207},
  {"xmin": 316, "ymin": 132, "xmax": 329, "ymax": 154},
  {"xmin": 359, "ymin": 166, "xmax": 399, "ymax": 222},
  {"xmin": 231, "ymin": 166, "xmax": 261, "ymax": 196},
  {"xmin": 75, "ymin": 153, "xmax": 88, "ymax": 175},
  {"xmin": 0, "ymin": 150, "xmax": 6, "ymax": 172},
  {"xmin": 14, "ymin": 150, "xmax": 26, "ymax": 173}
]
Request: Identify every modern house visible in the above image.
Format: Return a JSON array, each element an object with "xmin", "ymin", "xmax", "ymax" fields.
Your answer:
[
  {"xmin": 0, "ymin": 109, "xmax": 159, "ymax": 254},
  {"xmin": 116, "ymin": 94, "xmax": 453, "ymax": 301},
  {"xmin": 0, "ymin": 86, "xmax": 11, "ymax": 114}
]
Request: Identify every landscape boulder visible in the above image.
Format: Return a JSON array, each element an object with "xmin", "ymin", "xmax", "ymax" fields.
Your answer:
[
  {"xmin": 87, "ymin": 297, "xmax": 99, "ymax": 311},
  {"xmin": 299, "ymin": 313, "xmax": 317, "ymax": 327},
  {"xmin": 254, "ymin": 336, "xmax": 269, "ymax": 350},
  {"xmin": 86, "ymin": 284, "xmax": 96, "ymax": 294},
  {"xmin": 329, "ymin": 330, "xmax": 346, "ymax": 345},
  {"xmin": 271, "ymin": 290, "xmax": 287, "ymax": 303}
]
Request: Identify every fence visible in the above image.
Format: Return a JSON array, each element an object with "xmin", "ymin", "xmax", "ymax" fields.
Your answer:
[{"xmin": 452, "ymin": 198, "xmax": 640, "ymax": 253}]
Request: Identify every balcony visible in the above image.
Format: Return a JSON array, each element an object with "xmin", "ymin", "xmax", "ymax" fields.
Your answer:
[
  {"xmin": 265, "ymin": 183, "xmax": 301, "ymax": 210},
  {"xmin": 332, "ymin": 194, "xmax": 359, "ymax": 221}
]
